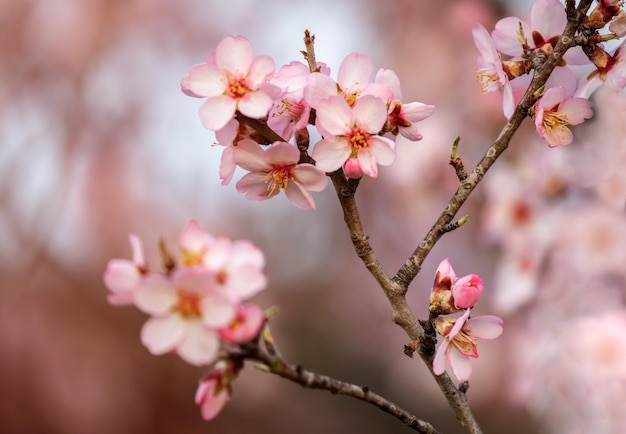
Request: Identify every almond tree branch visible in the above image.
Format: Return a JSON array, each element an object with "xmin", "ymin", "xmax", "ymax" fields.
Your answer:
[
  {"xmin": 393, "ymin": 0, "xmax": 593, "ymax": 287},
  {"xmin": 326, "ymin": 1, "xmax": 593, "ymax": 433},
  {"xmin": 237, "ymin": 331, "xmax": 441, "ymax": 434}
]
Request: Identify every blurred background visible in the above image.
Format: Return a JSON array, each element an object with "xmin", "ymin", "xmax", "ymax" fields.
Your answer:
[{"xmin": 1, "ymin": 0, "xmax": 625, "ymax": 433}]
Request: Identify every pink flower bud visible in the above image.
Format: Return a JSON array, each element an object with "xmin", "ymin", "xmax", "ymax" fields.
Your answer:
[
  {"xmin": 429, "ymin": 258, "xmax": 459, "ymax": 314},
  {"xmin": 452, "ymin": 274, "xmax": 484, "ymax": 309},
  {"xmin": 343, "ymin": 157, "xmax": 364, "ymax": 179}
]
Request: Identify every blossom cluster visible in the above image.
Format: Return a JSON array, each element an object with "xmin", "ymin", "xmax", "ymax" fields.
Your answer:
[
  {"xmin": 181, "ymin": 35, "xmax": 434, "ymax": 209},
  {"xmin": 429, "ymin": 259, "xmax": 503, "ymax": 382},
  {"xmin": 104, "ymin": 220, "xmax": 268, "ymax": 419},
  {"xmin": 473, "ymin": 0, "xmax": 626, "ymax": 147}
]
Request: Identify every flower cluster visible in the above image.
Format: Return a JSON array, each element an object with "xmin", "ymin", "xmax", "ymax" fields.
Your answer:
[
  {"xmin": 473, "ymin": 0, "xmax": 626, "ymax": 147},
  {"xmin": 104, "ymin": 220, "xmax": 267, "ymax": 366},
  {"xmin": 181, "ymin": 35, "xmax": 434, "ymax": 208},
  {"xmin": 429, "ymin": 259, "xmax": 503, "ymax": 382}
]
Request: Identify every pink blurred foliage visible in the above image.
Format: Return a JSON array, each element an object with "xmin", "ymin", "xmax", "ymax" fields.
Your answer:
[{"xmin": 1, "ymin": 0, "xmax": 624, "ymax": 433}]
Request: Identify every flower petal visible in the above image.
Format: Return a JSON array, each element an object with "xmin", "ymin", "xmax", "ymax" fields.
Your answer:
[
  {"xmin": 176, "ymin": 321, "xmax": 220, "ymax": 366},
  {"xmin": 448, "ymin": 346, "xmax": 473, "ymax": 381},
  {"xmin": 292, "ymin": 164, "xmax": 329, "ymax": 192},
  {"xmin": 367, "ymin": 135, "xmax": 396, "ymax": 166},
  {"xmin": 312, "ymin": 137, "xmax": 351, "ymax": 173},
  {"xmin": 141, "ymin": 314, "xmax": 186, "ymax": 355},
  {"xmin": 433, "ymin": 340, "xmax": 450, "ymax": 375},
  {"xmin": 465, "ymin": 315, "xmax": 504, "ymax": 339},
  {"xmin": 134, "ymin": 274, "xmax": 177, "ymax": 315},
  {"xmin": 284, "ymin": 182, "xmax": 316, "ymax": 209},
  {"xmin": 316, "ymin": 96, "xmax": 353, "ymax": 136},
  {"xmin": 233, "ymin": 139, "xmax": 269, "ymax": 172},
  {"xmin": 200, "ymin": 294, "xmax": 237, "ymax": 328},
  {"xmin": 215, "ymin": 36, "xmax": 253, "ymax": 75},
  {"xmin": 237, "ymin": 90, "xmax": 273, "ymax": 119},
  {"xmin": 199, "ymin": 95, "xmax": 237, "ymax": 131},
  {"xmin": 352, "ymin": 95, "xmax": 388, "ymax": 133},
  {"xmin": 531, "ymin": 0, "xmax": 566, "ymax": 38},
  {"xmin": 337, "ymin": 52, "xmax": 373, "ymax": 93}
]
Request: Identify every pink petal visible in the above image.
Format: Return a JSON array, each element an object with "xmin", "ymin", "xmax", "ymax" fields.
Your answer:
[
  {"xmin": 237, "ymin": 90, "xmax": 273, "ymax": 119},
  {"xmin": 103, "ymin": 260, "xmax": 140, "ymax": 298},
  {"xmin": 472, "ymin": 24, "xmax": 498, "ymax": 64},
  {"xmin": 539, "ymin": 86, "xmax": 566, "ymax": 110},
  {"xmin": 304, "ymin": 73, "xmax": 338, "ymax": 108},
  {"xmin": 141, "ymin": 314, "xmax": 186, "ymax": 355},
  {"xmin": 312, "ymin": 137, "xmax": 351, "ymax": 173},
  {"xmin": 368, "ymin": 135, "xmax": 396, "ymax": 166},
  {"xmin": 219, "ymin": 146, "xmax": 236, "ymax": 186},
  {"xmin": 236, "ymin": 172, "xmax": 274, "ymax": 200},
  {"xmin": 215, "ymin": 36, "xmax": 253, "ymax": 75},
  {"xmin": 219, "ymin": 303, "xmax": 265, "ymax": 343},
  {"xmin": 399, "ymin": 125, "xmax": 423, "ymax": 142},
  {"xmin": 337, "ymin": 52, "xmax": 373, "ymax": 93},
  {"xmin": 181, "ymin": 63, "xmax": 225, "ymax": 98},
  {"xmin": 176, "ymin": 321, "xmax": 220, "ymax": 366},
  {"xmin": 232, "ymin": 139, "xmax": 269, "ymax": 172},
  {"xmin": 199, "ymin": 95, "xmax": 237, "ymax": 131},
  {"xmin": 264, "ymin": 141, "xmax": 300, "ymax": 166},
  {"xmin": 492, "ymin": 17, "xmax": 530, "ymax": 57},
  {"xmin": 179, "ymin": 220, "xmax": 213, "ymax": 254},
  {"xmin": 559, "ymin": 97, "xmax": 593, "ymax": 125},
  {"xmin": 246, "ymin": 55, "xmax": 275, "ymax": 87},
  {"xmin": 465, "ymin": 315, "xmax": 504, "ymax": 339},
  {"xmin": 449, "ymin": 309, "xmax": 471, "ymax": 339},
  {"xmin": 223, "ymin": 265, "xmax": 267, "ymax": 300},
  {"xmin": 502, "ymin": 83, "xmax": 515, "ymax": 119},
  {"xmin": 357, "ymin": 149, "xmax": 378, "ymax": 178},
  {"xmin": 531, "ymin": 0, "xmax": 566, "ymax": 38},
  {"xmin": 402, "ymin": 102, "xmax": 435, "ymax": 123},
  {"xmin": 448, "ymin": 347, "xmax": 473, "ymax": 381},
  {"xmin": 196, "ymin": 380, "xmax": 230, "ymax": 420},
  {"xmin": 134, "ymin": 275, "xmax": 177, "ymax": 315},
  {"xmin": 316, "ymin": 96, "xmax": 353, "ymax": 136},
  {"xmin": 375, "ymin": 68, "xmax": 402, "ymax": 99},
  {"xmin": 352, "ymin": 95, "xmax": 388, "ymax": 133},
  {"xmin": 200, "ymin": 294, "xmax": 237, "ymax": 328},
  {"xmin": 284, "ymin": 182, "xmax": 316, "ymax": 209},
  {"xmin": 292, "ymin": 164, "xmax": 329, "ymax": 191},
  {"xmin": 230, "ymin": 240, "xmax": 265, "ymax": 269},
  {"xmin": 432, "ymin": 340, "xmax": 450, "ymax": 375}
]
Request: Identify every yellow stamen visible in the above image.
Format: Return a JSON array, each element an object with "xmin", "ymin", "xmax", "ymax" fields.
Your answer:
[{"xmin": 175, "ymin": 290, "xmax": 202, "ymax": 318}]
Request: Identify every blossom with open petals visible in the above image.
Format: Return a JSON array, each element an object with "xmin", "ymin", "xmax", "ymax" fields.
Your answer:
[
  {"xmin": 531, "ymin": 86, "xmax": 593, "ymax": 147},
  {"xmin": 135, "ymin": 268, "xmax": 236, "ymax": 366},
  {"xmin": 268, "ymin": 61, "xmax": 313, "ymax": 140},
  {"xmin": 374, "ymin": 68, "xmax": 434, "ymax": 140},
  {"xmin": 181, "ymin": 36, "xmax": 278, "ymax": 131},
  {"xmin": 433, "ymin": 309, "xmax": 503, "ymax": 382},
  {"xmin": 312, "ymin": 95, "xmax": 395, "ymax": 178},
  {"xmin": 233, "ymin": 139, "xmax": 328, "ymax": 209},
  {"xmin": 103, "ymin": 234, "xmax": 147, "ymax": 305},
  {"xmin": 472, "ymin": 23, "xmax": 515, "ymax": 119}
]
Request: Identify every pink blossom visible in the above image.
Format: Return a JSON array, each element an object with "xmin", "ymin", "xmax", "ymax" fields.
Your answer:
[
  {"xmin": 304, "ymin": 52, "xmax": 392, "ymax": 108},
  {"xmin": 433, "ymin": 309, "xmax": 503, "ymax": 382},
  {"xmin": 218, "ymin": 303, "xmax": 265, "ymax": 343},
  {"xmin": 103, "ymin": 234, "xmax": 147, "ymax": 305},
  {"xmin": 472, "ymin": 23, "xmax": 515, "ymax": 119},
  {"xmin": 268, "ymin": 61, "xmax": 313, "ymax": 140},
  {"xmin": 134, "ymin": 268, "xmax": 236, "ymax": 366},
  {"xmin": 531, "ymin": 86, "xmax": 593, "ymax": 147},
  {"xmin": 451, "ymin": 274, "xmax": 484, "ymax": 309},
  {"xmin": 195, "ymin": 361, "xmax": 234, "ymax": 420},
  {"xmin": 312, "ymin": 95, "xmax": 395, "ymax": 178},
  {"xmin": 491, "ymin": 0, "xmax": 586, "ymax": 94},
  {"xmin": 181, "ymin": 36, "xmax": 278, "ymax": 131},
  {"xmin": 233, "ymin": 139, "xmax": 328, "ymax": 209},
  {"xmin": 201, "ymin": 235, "xmax": 268, "ymax": 302},
  {"xmin": 374, "ymin": 68, "xmax": 434, "ymax": 140},
  {"xmin": 177, "ymin": 220, "xmax": 268, "ymax": 302}
]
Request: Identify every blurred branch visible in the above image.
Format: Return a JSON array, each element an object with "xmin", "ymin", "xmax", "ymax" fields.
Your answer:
[{"xmin": 238, "ymin": 327, "xmax": 440, "ymax": 434}]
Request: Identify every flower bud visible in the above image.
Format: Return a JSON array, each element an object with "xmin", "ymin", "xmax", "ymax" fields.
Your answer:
[
  {"xmin": 452, "ymin": 274, "xmax": 484, "ymax": 309},
  {"xmin": 343, "ymin": 157, "xmax": 364, "ymax": 179},
  {"xmin": 429, "ymin": 258, "xmax": 460, "ymax": 315}
]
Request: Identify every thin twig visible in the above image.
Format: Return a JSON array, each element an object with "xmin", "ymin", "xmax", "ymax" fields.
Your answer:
[{"xmin": 239, "ymin": 334, "xmax": 440, "ymax": 434}]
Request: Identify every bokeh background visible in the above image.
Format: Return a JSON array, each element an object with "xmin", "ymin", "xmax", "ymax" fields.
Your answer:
[{"xmin": 2, "ymin": 0, "xmax": 625, "ymax": 433}]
